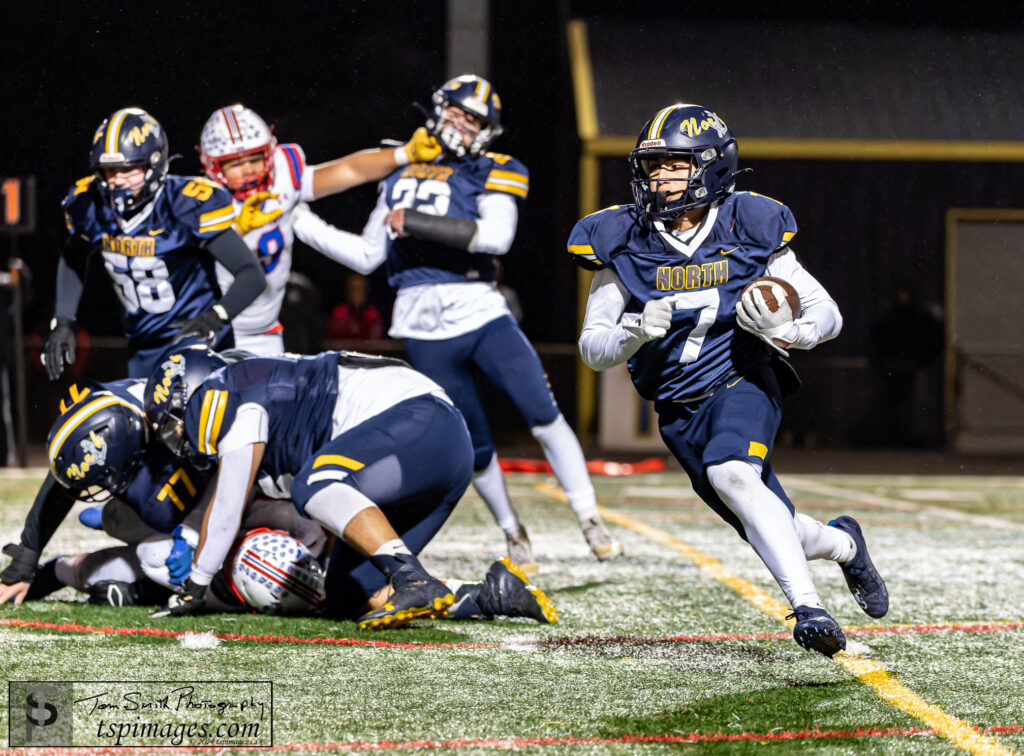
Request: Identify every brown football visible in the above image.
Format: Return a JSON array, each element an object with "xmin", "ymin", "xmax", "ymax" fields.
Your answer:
[{"xmin": 741, "ymin": 277, "xmax": 801, "ymax": 317}]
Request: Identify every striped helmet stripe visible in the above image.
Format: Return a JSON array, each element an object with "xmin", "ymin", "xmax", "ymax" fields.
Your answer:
[
  {"xmin": 48, "ymin": 395, "xmax": 143, "ymax": 463},
  {"xmin": 105, "ymin": 109, "xmax": 136, "ymax": 154},
  {"xmin": 648, "ymin": 105, "xmax": 679, "ymax": 140}
]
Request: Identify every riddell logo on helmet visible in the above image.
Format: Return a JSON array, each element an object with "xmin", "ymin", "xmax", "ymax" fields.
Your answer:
[{"xmin": 639, "ymin": 139, "xmax": 666, "ymax": 149}]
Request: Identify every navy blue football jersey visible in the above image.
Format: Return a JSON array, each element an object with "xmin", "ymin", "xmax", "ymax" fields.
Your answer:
[
  {"xmin": 97, "ymin": 378, "xmax": 211, "ymax": 532},
  {"xmin": 379, "ymin": 152, "xmax": 529, "ymax": 289},
  {"xmin": 568, "ymin": 192, "xmax": 798, "ymax": 402},
  {"xmin": 182, "ymin": 352, "xmax": 340, "ymax": 478},
  {"xmin": 61, "ymin": 175, "xmax": 236, "ymax": 350}
]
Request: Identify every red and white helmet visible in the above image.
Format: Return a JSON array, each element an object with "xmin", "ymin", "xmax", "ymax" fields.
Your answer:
[
  {"xmin": 229, "ymin": 528, "xmax": 326, "ymax": 613},
  {"xmin": 199, "ymin": 104, "xmax": 277, "ymax": 199}
]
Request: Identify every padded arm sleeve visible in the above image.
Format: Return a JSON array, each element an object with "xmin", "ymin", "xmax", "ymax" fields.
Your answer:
[
  {"xmin": 403, "ymin": 210, "xmax": 478, "ymax": 251},
  {"xmin": 54, "ymin": 246, "xmax": 89, "ymax": 322},
  {"xmin": 203, "ymin": 229, "xmax": 267, "ymax": 319},
  {"xmin": 578, "ymin": 268, "xmax": 649, "ymax": 371},
  {"xmin": 19, "ymin": 473, "xmax": 75, "ymax": 554}
]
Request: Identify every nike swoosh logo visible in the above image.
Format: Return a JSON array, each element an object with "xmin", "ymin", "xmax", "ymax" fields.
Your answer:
[
  {"xmin": 726, "ymin": 376, "xmax": 745, "ymax": 388},
  {"xmin": 720, "ymin": 246, "xmax": 738, "ymax": 256},
  {"xmin": 148, "ymin": 228, "xmax": 165, "ymax": 236}
]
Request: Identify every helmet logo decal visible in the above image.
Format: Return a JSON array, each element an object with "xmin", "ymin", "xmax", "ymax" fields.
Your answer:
[
  {"xmin": 127, "ymin": 121, "xmax": 156, "ymax": 147},
  {"xmin": 639, "ymin": 139, "xmax": 666, "ymax": 149},
  {"xmin": 679, "ymin": 112, "xmax": 728, "ymax": 139},
  {"xmin": 67, "ymin": 430, "xmax": 108, "ymax": 482},
  {"xmin": 152, "ymin": 354, "xmax": 185, "ymax": 406}
]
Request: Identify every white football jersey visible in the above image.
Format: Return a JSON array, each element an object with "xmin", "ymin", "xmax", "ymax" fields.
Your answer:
[{"xmin": 216, "ymin": 143, "xmax": 315, "ymax": 353}]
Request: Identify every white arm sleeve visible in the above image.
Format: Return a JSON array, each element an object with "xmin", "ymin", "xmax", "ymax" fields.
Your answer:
[
  {"xmin": 189, "ymin": 404, "xmax": 268, "ymax": 585},
  {"xmin": 764, "ymin": 247, "xmax": 843, "ymax": 350},
  {"xmin": 291, "ymin": 203, "xmax": 386, "ymax": 275},
  {"xmin": 578, "ymin": 268, "xmax": 649, "ymax": 371},
  {"xmin": 471, "ymin": 192, "xmax": 518, "ymax": 255}
]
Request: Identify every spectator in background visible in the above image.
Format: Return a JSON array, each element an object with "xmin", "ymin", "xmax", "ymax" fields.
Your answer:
[
  {"xmin": 325, "ymin": 273, "xmax": 384, "ymax": 341},
  {"xmin": 870, "ymin": 284, "xmax": 944, "ymax": 446},
  {"xmin": 280, "ymin": 272, "xmax": 324, "ymax": 354}
]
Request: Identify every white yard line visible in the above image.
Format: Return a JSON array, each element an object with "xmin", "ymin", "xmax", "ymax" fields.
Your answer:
[{"xmin": 781, "ymin": 476, "xmax": 1024, "ymax": 532}]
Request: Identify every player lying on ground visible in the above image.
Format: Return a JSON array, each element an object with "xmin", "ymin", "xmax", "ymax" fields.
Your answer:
[
  {"xmin": 143, "ymin": 345, "xmax": 556, "ymax": 628},
  {"xmin": 0, "ymin": 379, "xmax": 212, "ymax": 606},
  {"xmin": 22, "ymin": 495, "xmax": 555, "ymax": 624},
  {"xmin": 198, "ymin": 104, "xmax": 442, "ymax": 355},
  {"xmin": 268, "ymin": 75, "xmax": 621, "ymax": 572},
  {"xmin": 43, "ymin": 108, "xmax": 267, "ymax": 380},
  {"xmin": 570, "ymin": 103, "xmax": 888, "ymax": 658}
]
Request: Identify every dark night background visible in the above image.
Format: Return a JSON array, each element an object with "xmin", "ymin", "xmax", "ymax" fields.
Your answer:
[{"xmin": 3, "ymin": 0, "xmax": 1023, "ymax": 456}]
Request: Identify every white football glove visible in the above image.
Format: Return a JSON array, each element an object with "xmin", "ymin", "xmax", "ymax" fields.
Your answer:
[
  {"xmin": 624, "ymin": 298, "xmax": 674, "ymax": 341},
  {"xmin": 735, "ymin": 286, "xmax": 798, "ymax": 355}
]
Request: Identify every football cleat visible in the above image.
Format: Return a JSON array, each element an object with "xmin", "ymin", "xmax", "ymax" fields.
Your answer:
[
  {"xmin": 89, "ymin": 580, "xmax": 143, "ymax": 607},
  {"xmin": 357, "ymin": 566, "xmax": 454, "ymax": 631},
  {"xmin": 829, "ymin": 515, "xmax": 889, "ymax": 618},
  {"xmin": 787, "ymin": 605, "xmax": 846, "ymax": 658},
  {"xmin": 505, "ymin": 524, "xmax": 538, "ymax": 575},
  {"xmin": 447, "ymin": 558, "xmax": 558, "ymax": 623},
  {"xmin": 580, "ymin": 515, "xmax": 623, "ymax": 561}
]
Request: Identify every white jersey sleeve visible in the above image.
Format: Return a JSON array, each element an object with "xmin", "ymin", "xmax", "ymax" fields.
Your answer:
[
  {"xmin": 578, "ymin": 267, "xmax": 648, "ymax": 371},
  {"xmin": 764, "ymin": 247, "xmax": 842, "ymax": 349},
  {"xmin": 471, "ymin": 192, "xmax": 518, "ymax": 255},
  {"xmin": 290, "ymin": 202, "xmax": 386, "ymax": 275}
]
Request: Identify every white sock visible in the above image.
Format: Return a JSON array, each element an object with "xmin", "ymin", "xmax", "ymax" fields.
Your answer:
[
  {"xmin": 57, "ymin": 546, "xmax": 141, "ymax": 591},
  {"xmin": 530, "ymin": 414, "xmax": 598, "ymax": 520},
  {"xmin": 473, "ymin": 452, "xmax": 521, "ymax": 533},
  {"xmin": 794, "ymin": 513, "xmax": 856, "ymax": 562},
  {"xmin": 707, "ymin": 460, "xmax": 822, "ymax": 609}
]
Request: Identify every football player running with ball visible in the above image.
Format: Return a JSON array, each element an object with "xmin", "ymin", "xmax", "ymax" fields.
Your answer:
[
  {"xmin": 291, "ymin": 75, "xmax": 622, "ymax": 572},
  {"xmin": 44, "ymin": 108, "xmax": 266, "ymax": 379},
  {"xmin": 571, "ymin": 104, "xmax": 888, "ymax": 657},
  {"xmin": 198, "ymin": 104, "xmax": 442, "ymax": 355}
]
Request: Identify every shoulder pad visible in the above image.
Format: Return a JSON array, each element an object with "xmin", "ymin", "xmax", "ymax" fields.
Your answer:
[
  {"xmin": 185, "ymin": 384, "xmax": 238, "ymax": 456},
  {"xmin": 483, "ymin": 153, "xmax": 529, "ymax": 199},
  {"xmin": 61, "ymin": 177, "xmax": 98, "ymax": 231},
  {"xmin": 167, "ymin": 175, "xmax": 236, "ymax": 237},
  {"xmin": 566, "ymin": 205, "xmax": 632, "ymax": 270},
  {"xmin": 276, "ymin": 143, "xmax": 307, "ymax": 191},
  {"xmin": 730, "ymin": 192, "xmax": 798, "ymax": 250}
]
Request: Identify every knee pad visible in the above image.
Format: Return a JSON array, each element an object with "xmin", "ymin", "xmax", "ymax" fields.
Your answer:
[{"xmin": 707, "ymin": 459, "xmax": 762, "ymax": 500}]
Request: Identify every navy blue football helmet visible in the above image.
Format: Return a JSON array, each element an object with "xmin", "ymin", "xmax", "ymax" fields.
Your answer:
[
  {"xmin": 47, "ymin": 387, "xmax": 148, "ymax": 501},
  {"xmin": 144, "ymin": 345, "xmax": 228, "ymax": 458},
  {"xmin": 89, "ymin": 107, "xmax": 169, "ymax": 217},
  {"xmin": 426, "ymin": 75, "xmax": 504, "ymax": 158},
  {"xmin": 628, "ymin": 104, "xmax": 741, "ymax": 224}
]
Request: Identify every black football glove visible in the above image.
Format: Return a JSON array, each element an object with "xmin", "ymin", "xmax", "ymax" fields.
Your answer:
[
  {"xmin": 42, "ymin": 317, "xmax": 77, "ymax": 381},
  {"xmin": 0, "ymin": 543, "xmax": 40, "ymax": 585},
  {"xmin": 171, "ymin": 305, "xmax": 228, "ymax": 346},
  {"xmin": 150, "ymin": 578, "xmax": 208, "ymax": 618}
]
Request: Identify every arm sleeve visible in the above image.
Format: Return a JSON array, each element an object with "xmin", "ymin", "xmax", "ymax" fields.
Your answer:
[
  {"xmin": 54, "ymin": 235, "xmax": 93, "ymax": 321},
  {"xmin": 765, "ymin": 247, "xmax": 843, "ymax": 349},
  {"xmin": 189, "ymin": 406, "xmax": 268, "ymax": 586},
  {"xmin": 202, "ymin": 229, "xmax": 267, "ymax": 319},
  {"xmin": 291, "ymin": 203, "xmax": 386, "ymax": 275},
  {"xmin": 18, "ymin": 473, "xmax": 76, "ymax": 554},
  {"xmin": 578, "ymin": 268, "xmax": 649, "ymax": 371},
  {"xmin": 471, "ymin": 192, "xmax": 518, "ymax": 255}
]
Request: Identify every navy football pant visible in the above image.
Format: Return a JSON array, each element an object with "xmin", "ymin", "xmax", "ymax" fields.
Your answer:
[
  {"xmin": 404, "ymin": 315, "xmax": 560, "ymax": 471},
  {"xmin": 656, "ymin": 364, "xmax": 795, "ymax": 541},
  {"xmin": 288, "ymin": 394, "xmax": 474, "ymax": 618}
]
